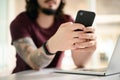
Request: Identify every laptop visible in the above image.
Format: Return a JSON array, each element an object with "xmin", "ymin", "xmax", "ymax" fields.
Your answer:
[{"xmin": 55, "ymin": 35, "xmax": 120, "ymax": 76}]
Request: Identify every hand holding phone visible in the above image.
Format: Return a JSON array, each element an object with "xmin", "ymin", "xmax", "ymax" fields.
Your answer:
[{"xmin": 74, "ymin": 10, "xmax": 96, "ymax": 49}]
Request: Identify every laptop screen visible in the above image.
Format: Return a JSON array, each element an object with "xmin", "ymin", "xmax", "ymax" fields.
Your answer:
[{"xmin": 87, "ymin": 35, "xmax": 119, "ymax": 69}]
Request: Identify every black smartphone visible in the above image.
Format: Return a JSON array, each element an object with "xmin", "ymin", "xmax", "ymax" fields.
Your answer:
[{"xmin": 75, "ymin": 10, "xmax": 96, "ymax": 28}]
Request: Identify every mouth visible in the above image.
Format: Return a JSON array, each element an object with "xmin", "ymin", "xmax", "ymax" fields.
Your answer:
[{"xmin": 44, "ymin": 0, "xmax": 56, "ymax": 4}]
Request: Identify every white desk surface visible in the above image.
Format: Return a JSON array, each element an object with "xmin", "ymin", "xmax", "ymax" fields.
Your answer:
[{"xmin": 0, "ymin": 68, "xmax": 120, "ymax": 80}]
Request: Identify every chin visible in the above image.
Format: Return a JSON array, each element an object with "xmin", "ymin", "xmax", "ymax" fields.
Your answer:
[{"xmin": 41, "ymin": 8, "xmax": 56, "ymax": 15}]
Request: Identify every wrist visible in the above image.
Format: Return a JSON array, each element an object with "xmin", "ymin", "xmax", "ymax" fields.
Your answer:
[
  {"xmin": 46, "ymin": 39, "xmax": 58, "ymax": 53},
  {"xmin": 43, "ymin": 42, "xmax": 55, "ymax": 55}
]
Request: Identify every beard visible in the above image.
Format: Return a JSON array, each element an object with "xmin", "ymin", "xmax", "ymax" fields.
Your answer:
[{"xmin": 41, "ymin": 8, "xmax": 57, "ymax": 15}]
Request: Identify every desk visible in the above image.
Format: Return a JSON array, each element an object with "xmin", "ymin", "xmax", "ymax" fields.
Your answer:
[{"xmin": 0, "ymin": 68, "xmax": 120, "ymax": 80}]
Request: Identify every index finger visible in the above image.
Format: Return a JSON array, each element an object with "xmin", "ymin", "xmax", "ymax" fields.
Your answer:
[
  {"xmin": 71, "ymin": 23, "xmax": 85, "ymax": 31},
  {"xmin": 84, "ymin": 27, "xmax": 95, "ymax": 33}
]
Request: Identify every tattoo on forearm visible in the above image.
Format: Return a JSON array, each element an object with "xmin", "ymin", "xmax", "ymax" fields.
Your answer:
[
  {"xmin": 13, "ymin": 37, "xmax": 37, "ymax": 59},
  {"xmin": 13, "ymin": 37, "xmax": 54, "ymax": 68},
  {"xmin": 30, "ymin": 50, "xmax": 52, "ymax": 68}
]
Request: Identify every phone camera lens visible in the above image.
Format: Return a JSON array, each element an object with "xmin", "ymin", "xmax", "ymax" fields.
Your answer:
[{"xmin": 80, "ymin": 12, "xmax": 83, "ymax": 16}]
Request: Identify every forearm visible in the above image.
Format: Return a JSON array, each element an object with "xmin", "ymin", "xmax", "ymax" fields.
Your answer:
[
  {"xmin": 28, "ymin": 47, "xmax": 55, "ymax": 70},
  {"xmin": 13, "ymin": 37, "xmax": 55, "ymax": 70}
]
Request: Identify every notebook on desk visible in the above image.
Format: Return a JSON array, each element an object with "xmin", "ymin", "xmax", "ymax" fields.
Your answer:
[{"xmin": 55, "ymin": 36, "xmax": 120, "ymax": 76}]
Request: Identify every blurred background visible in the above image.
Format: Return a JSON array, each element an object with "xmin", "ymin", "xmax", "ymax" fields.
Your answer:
[{"xmin": 0, "ymin": 0, "xmax": 120, "ymax": 77}]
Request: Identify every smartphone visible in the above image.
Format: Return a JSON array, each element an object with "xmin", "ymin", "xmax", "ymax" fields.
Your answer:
[{"xmin": 75, "ymin": 10, "xmax": 96, "ymax": 28}]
